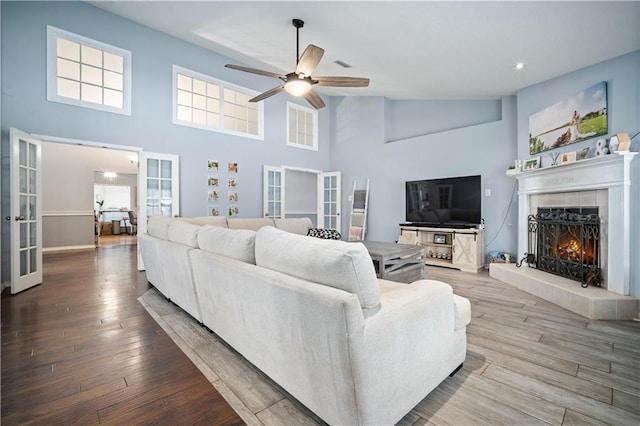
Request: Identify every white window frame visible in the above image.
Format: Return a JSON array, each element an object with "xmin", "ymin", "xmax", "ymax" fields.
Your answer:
[
  {"xmin": 46, "ymin": 25, "xmax": 132, "ymax": 115},
  {"xmin": 172, "ymin": 65, "xmax": 264, "ymax": 140},
  {"xmin": 287, "ymin": 102, "xmax": 318, "ymax": 151}
]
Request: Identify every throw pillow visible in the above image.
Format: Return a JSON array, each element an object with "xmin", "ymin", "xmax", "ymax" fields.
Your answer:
[{"xmin": 307, "ymin": 228, "xmax": 342, "ymax": 240}]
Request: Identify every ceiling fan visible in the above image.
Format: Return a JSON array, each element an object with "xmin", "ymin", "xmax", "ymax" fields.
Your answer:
[{"xmin": 225, "ymin": 18, "xmax": 370, "ymax": 109}]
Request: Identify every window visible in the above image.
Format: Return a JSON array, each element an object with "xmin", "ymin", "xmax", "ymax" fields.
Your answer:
[
  {"xmin": 46, "ymin": 26, "xmax": 131, "ymax": 115},
  {"xmin": 173, "ymin": 66, "xmax": 263, "ymax": 139},
  {"xmin": 287, "ymin": 102, "xmax": 318, "ymax": 150}
]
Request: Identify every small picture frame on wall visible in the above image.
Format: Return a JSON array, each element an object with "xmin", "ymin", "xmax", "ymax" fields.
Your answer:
[
  {"xmin": 524, "ymin": 156, "xmax": 541, "ymax": 170},
  {"xmin": 561, "ymin": 151, "xmax": 577, "ymax": 164},
  {"xmin": 433, "ymin": 234, "xmax": 447, "ymax": 244}
]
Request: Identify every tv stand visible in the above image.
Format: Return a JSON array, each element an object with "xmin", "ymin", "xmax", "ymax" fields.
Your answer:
[{"xmin": 398, "ymin": 225, "xmax": 484, "ymax": 273}]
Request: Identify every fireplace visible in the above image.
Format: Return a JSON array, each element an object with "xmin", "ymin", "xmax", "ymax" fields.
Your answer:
[
  {"xmin": 525, "ymin": 207, "xmax": 601, "ymax": 287},
  {"xmin": 513, "ymin": 153, "xmax": 637, "ymax": 296},
  {"xmin": 489, "ymin": 152, "xmax": 638, "ymax": 320}
]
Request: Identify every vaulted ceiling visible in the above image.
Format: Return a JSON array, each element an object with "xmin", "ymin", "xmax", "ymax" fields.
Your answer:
[{"xmin": 89, "ymin": 1, "xmax": 640, "ymax": 100}]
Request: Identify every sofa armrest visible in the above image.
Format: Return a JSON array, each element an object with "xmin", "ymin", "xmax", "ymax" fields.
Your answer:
[
  {"xmin": 349, "ymin": 279, "xmax": 467, "ymax": 425},
  {"xmin": 453, "ymin": 294, "xmax": 471, "ymax": 330}
]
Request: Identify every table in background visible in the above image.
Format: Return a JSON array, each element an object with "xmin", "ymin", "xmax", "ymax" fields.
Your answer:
[{"xmin": 361, "ymin": 241, "xmax": 425, "ymax": 283}]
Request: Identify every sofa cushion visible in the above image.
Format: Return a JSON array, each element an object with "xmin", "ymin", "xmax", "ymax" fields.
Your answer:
[
  {"xmin": 197, "ymin": 225, "xmax": 256, "ymax": 264},
  {"xmin": 255, "ymin": 226, "xmax": 380, "ymax": 310},
  {"xmin": 167, "ymin": 220, "xmax": 201, "ymax": 247},
  {"xmin": 274, "ymin": 218, "xmax": 313, "ymax": 235},
  {"xmin": 147, "ymin": 215, "xmax": 172, "ymax": 240},
  {"xmin": 177, "ymin": 216, "xmax": 228, "ymax": 227},
  {"xmin": 227, "ymin": 218, "xmax": 275, "ymax": 232}
]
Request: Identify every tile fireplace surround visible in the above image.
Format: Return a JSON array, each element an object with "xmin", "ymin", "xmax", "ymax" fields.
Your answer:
[{"xmin": 490, "ymin": 152, "xmax": 639, "ymax": 320}]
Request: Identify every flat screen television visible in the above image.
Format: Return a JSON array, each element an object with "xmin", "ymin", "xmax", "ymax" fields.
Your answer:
[{"xmin": 405, "ymin": 175, "xmax": 481, "ymax": 228}]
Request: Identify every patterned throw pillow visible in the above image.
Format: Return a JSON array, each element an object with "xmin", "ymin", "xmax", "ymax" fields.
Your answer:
[{"xmin": 307, "ymin": 228, "xmax": 342, "ymax": 240}]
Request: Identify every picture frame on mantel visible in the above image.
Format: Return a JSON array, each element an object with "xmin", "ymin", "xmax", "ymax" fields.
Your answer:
[
  {"xmin": 561, "ymin": 151, "xmax": 577, "ymax": 164},
  {"xmin": 524, "ymin": 156, "xmax": 541, "ymax": 170}
]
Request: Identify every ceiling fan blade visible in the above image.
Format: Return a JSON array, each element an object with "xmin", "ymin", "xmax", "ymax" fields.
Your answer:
[
  {"xmin": 295, "ymin": 44, "xmax": 325, "ymax": 77},
  {"xmin": 303, "ymin": 89, "xmax": 325, "ymax": 109},
  {"xmin": 313, "ymin": 76, "xmax": 370, "ymax": 87},
  {"xmin": 225, "ymin": 64, "xmax": 283, "ymax": 79},
  {"xmin": 250, "ymin": 85, "xmax": 285, "ymax": 103}
]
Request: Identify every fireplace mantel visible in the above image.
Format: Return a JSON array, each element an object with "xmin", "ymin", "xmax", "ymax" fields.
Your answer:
[{"xmin": 513, "ymin": 152, "xmax": 637, "ymax": 295}]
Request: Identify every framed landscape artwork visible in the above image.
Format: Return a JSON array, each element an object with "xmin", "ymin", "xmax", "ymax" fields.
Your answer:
[{"xmin": 529, "ymin": 82, "xmax": 608, "ymax": 155}]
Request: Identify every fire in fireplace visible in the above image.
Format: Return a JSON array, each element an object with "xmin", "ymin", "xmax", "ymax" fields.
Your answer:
[{"xmin": 523, "ymin": 207, "xmax": 601, "ymax": 287}]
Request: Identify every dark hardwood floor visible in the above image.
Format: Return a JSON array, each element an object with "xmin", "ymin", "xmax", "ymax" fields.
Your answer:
[
  {"xmin": 3, "ymin": 244, "xmax": 639, "ymax": 425},
  {"xmin": 1, "ymin": 245, "xmax": 243, "ymax": 425}
]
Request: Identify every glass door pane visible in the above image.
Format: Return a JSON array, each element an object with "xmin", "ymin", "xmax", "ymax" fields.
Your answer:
[{"xmin": 263, "ymin": 166, "xmax": 284, "ymax": 219}]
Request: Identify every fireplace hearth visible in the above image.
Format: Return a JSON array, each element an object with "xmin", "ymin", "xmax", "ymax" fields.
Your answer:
[{"xmin": 524, "ymin": 207, "xmax": 601, "ymax": 287}]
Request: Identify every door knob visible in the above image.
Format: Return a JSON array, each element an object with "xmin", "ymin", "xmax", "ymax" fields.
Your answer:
[
  {"xmin": 15, "ymin": 216, "xmax": 25, "ymax": 221},
  {"xmin": 5, "ymin": 216, "xmax": 10, "ymax": 221}
]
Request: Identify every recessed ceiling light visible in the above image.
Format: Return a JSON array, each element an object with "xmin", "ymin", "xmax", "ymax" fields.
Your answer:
[{"xmin": 514, "ymin": 62, "xmax": 526, "ymax": 70}]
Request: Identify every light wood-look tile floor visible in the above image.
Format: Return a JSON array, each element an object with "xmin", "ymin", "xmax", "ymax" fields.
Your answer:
[{"xmin": 140, "ymin": 265, "xmax": 640, "ymax": 425}]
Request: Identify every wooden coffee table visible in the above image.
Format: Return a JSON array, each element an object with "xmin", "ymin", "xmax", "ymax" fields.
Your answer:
[{"xmin": 361, "ymin": 241, "xmax": 425, "ymax": 283}]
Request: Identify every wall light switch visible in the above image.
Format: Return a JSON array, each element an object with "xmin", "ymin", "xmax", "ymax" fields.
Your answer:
[{"xmin": 485, "ymin": 188, "xmax": 491, "ymax": 197}]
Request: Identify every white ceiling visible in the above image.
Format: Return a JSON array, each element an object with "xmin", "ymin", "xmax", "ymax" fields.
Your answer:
[{"xmin": 88, "ymin": 1, "xmax": 640, "ymax": 100}]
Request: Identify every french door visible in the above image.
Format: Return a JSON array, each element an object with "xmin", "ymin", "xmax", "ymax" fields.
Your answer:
[
  {"xmin": 9, "ymin": 128, "xmax": 43, "ymax": 294},
  {"xmin": 263, "ymin": 166, "xmax": 284, "ymax": 219},
  {"xmin": 262, "ymin": 167, "xmax": 341, "ymax": 233},
  {"xmin": 318, "ymin": 172, "xmax": 341, "ymax": 234},
  {"xmin": 137, "ymin": 151, "xmax": 180, "ymax": 269}
]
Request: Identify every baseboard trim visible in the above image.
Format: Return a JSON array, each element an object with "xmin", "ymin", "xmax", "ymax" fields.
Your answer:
[{"xmin": 43, "ymin": 245, "xmax": 95, "ymax": 253}]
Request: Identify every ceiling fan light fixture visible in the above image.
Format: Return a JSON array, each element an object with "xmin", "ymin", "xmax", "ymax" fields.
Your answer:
[{"xmin": 284, "ymin": 78, "xmax": 312, "ymax": 96}]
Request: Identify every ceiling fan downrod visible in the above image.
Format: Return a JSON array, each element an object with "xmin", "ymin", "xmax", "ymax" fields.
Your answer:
[{"xmin": 292, "ymin": 18, "xmax": 304, "ymax": 66}]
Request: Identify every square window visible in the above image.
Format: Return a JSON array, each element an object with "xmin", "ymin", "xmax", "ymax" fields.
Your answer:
[
  {"xmin": 207, "ymin": 97, "xmax": 219, "ymax": 113},
  {"xmin": 224, "ymin": 88, "xmax": 235, "ymax": 102},
  {"xmin": 177, "ymin": 74, "xmax": 192, "ymax": 91},
  {"xmin": 57, "ymin": 58, "xmax": 80, "ymax": 80},
  {"xmin": 81, "ymin": 83, "xmax": 102, "ymax": 104},
  {"xmin": 103, "ymin": 70, "xmax": 123, "ymax": 91},
  {"xmin": 47, "ymin": 26, "xmax": 131, "ymax": 115},
  {"xmin": 224, "ymin": 115, "xmax": 236, "ymax": 130},
  {"xmin": 81, "ymin": 64, "xmax": 102, "ymax": 85},
  {"xmin": 103, "ymin": 51, "xmax": 123, "ymax": 73},
  {"xmin": 177, "ymin": 89, "xmax": 192, "ymax": 107},
  {"xmin": 57, "ymin": 78, "xmax": 80, "ymax": 99},
  {"xmin": 193, "ymin": 109, "xmax": 207, "ymax": 125},
  {"xmin": 193, "ymin": 94, "xmax": 206, "ymax": 110},
  {"xmin": 224, "ymin": 102, "xmax": 236, "ymax": 117},
  {"xmin": 57, "ymin": 38, "xmax": 80, "ymax": 61},
  {"xmin": 207, "ymin": 83, "xmax": 219, "ymax": 98},
  {"xmin": 81, "ymin": 45, "xmax": 102, "ymax": 68},
  {"xmin": 177, "ymin": 105, "xmax": 192, "ymax": 122},
  {"xmin": 193, "ymin": 79, "xmax": 207, "ymax": 95},
  {"xmin": 287, "ymin": 102, "xmax": 317, "ymax": 151},
  {"xmin": 207, "ymin": 112, "xmax": 220, "ymax": 127},
  {"xmin": 104, "ymin": 88, "xmax": 123, "ymax": 108}
]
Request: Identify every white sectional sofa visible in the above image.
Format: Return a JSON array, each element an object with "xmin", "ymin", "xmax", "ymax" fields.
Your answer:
[{"xmin": 139, "ymin": 215, "xmax": 471, "ymax": 425}]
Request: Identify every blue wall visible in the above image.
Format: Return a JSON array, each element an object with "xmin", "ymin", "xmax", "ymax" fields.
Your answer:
[
  {"xmin": 516, "ymin": 51, "xmax": 640, "ymax": 297},
  {"xmin": 329, "ymin": 96, "xmax": 518, "ymax": 254},
  {"xmin": 1, "ymin": 0, "xmax": 331, "ymax": 221}
]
